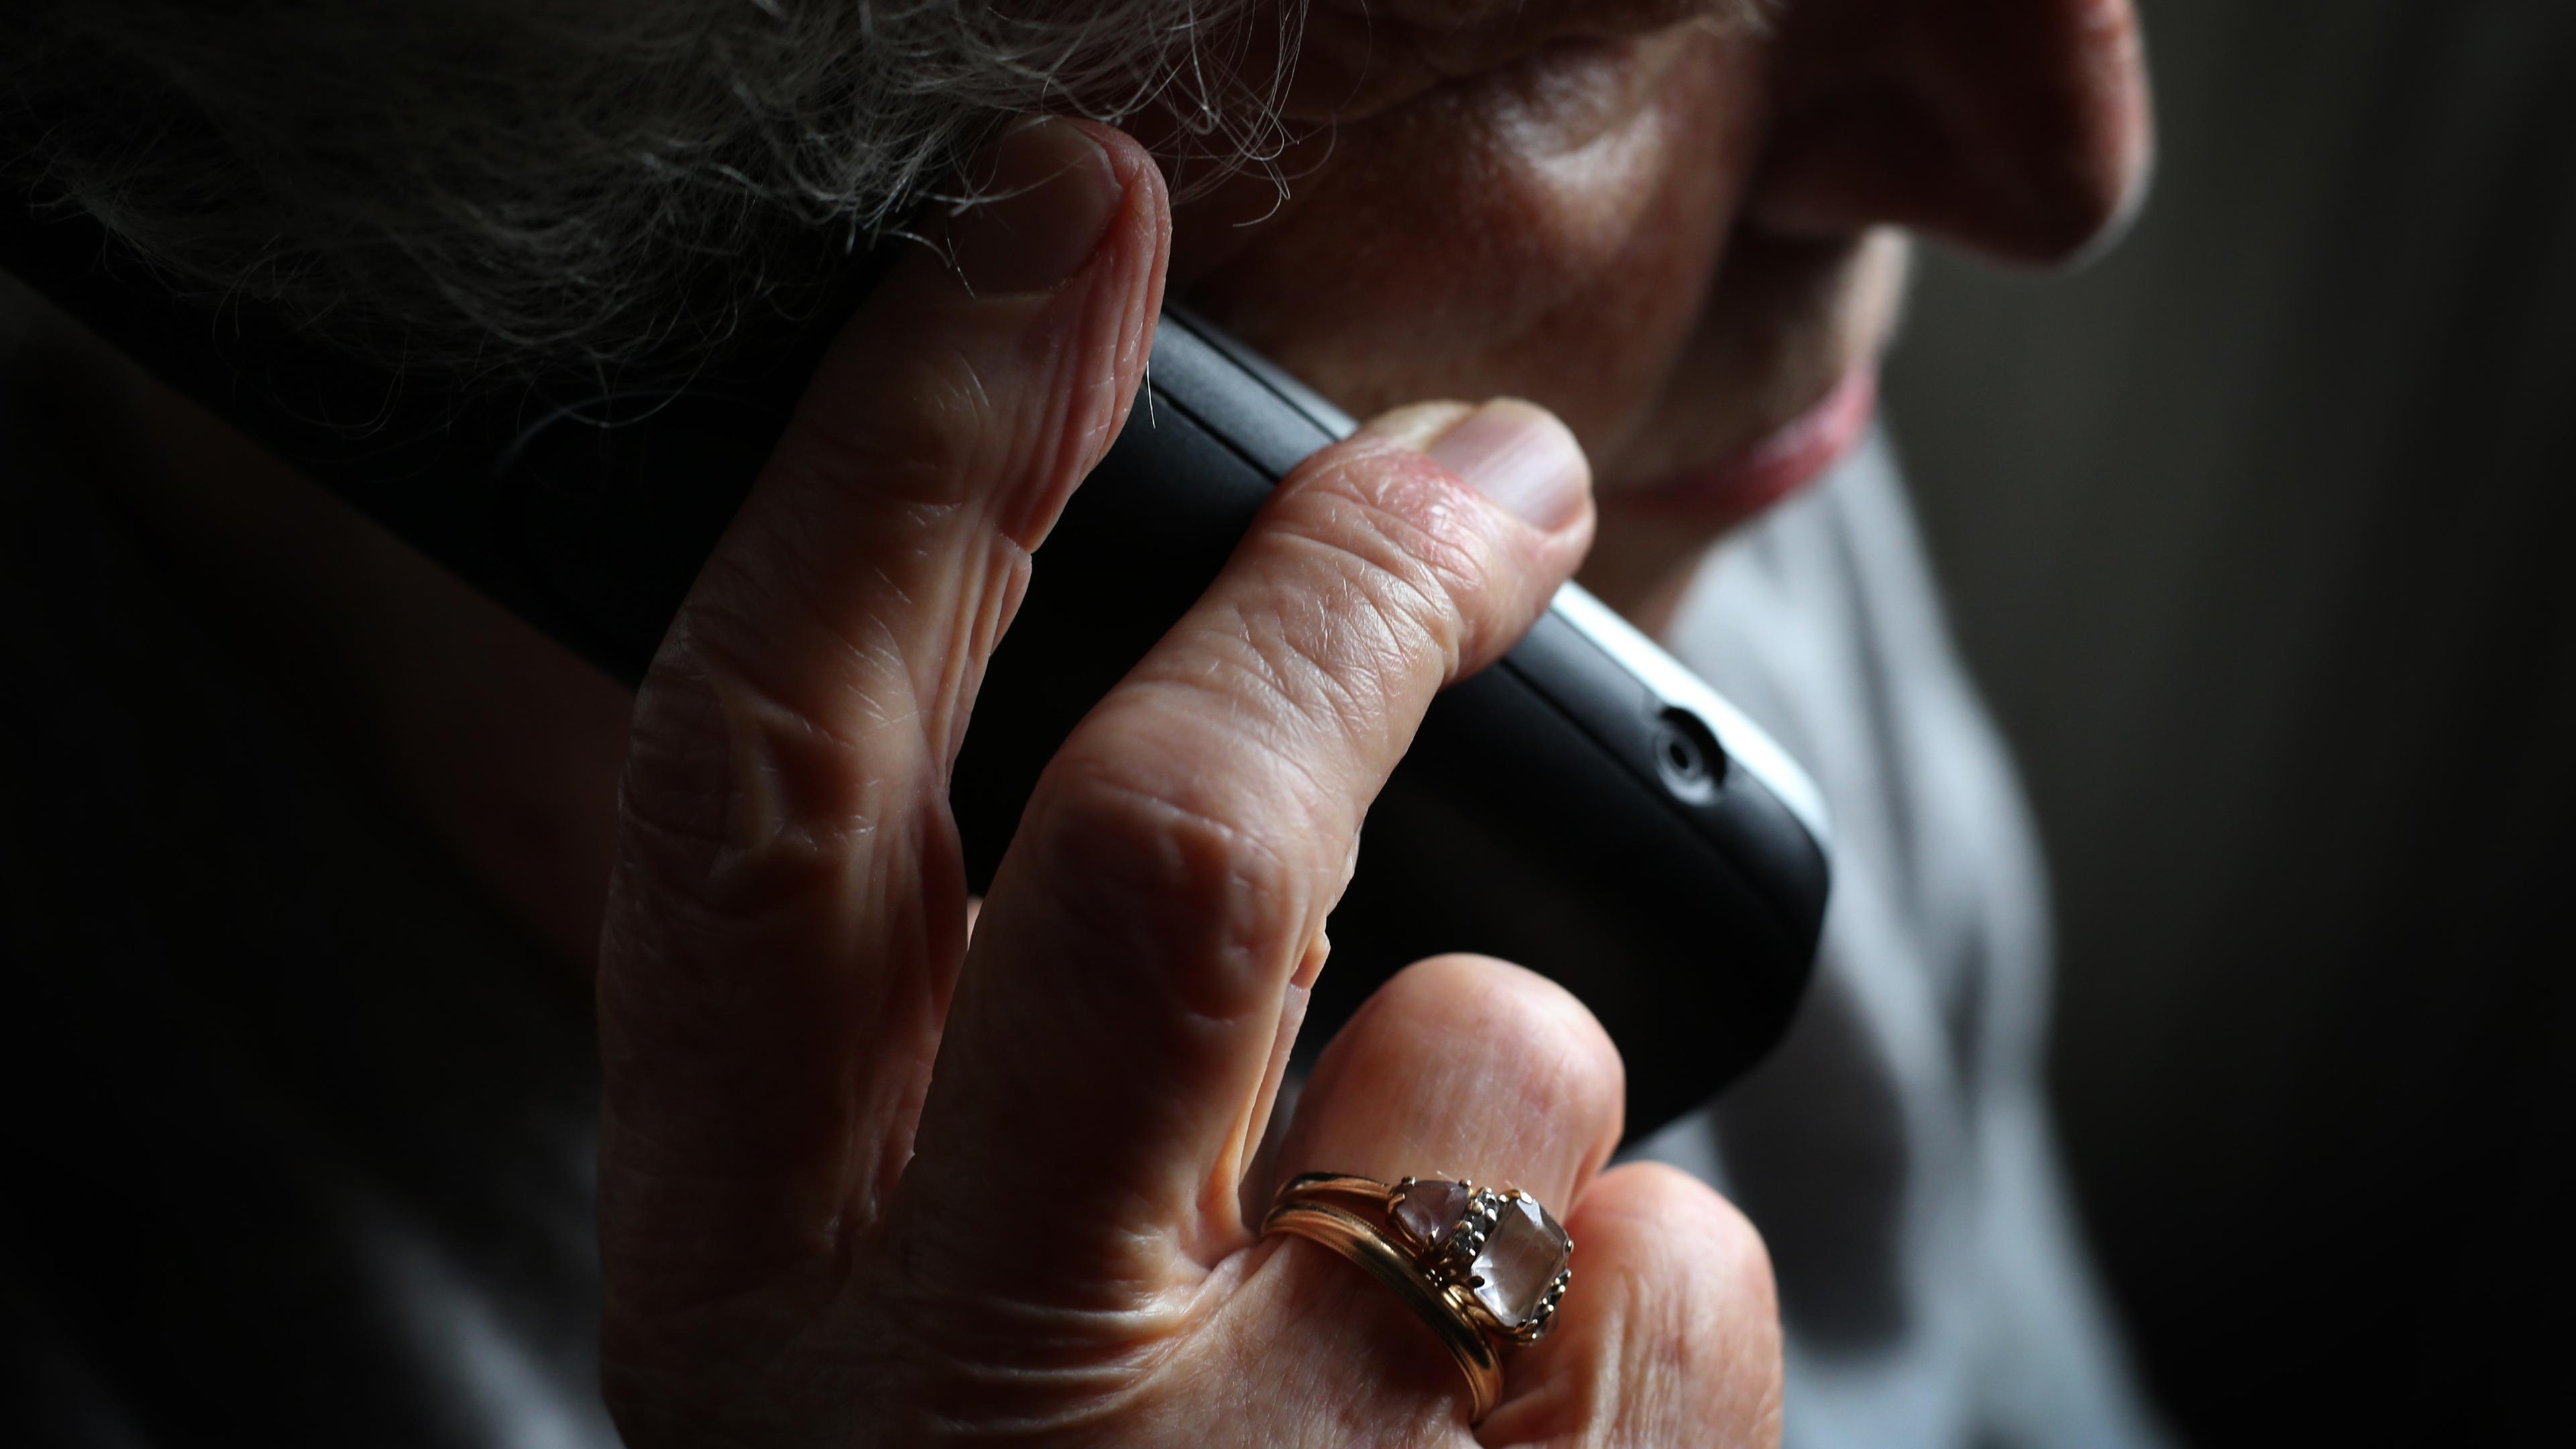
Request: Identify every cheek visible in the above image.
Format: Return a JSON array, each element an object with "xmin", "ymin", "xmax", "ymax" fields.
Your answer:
[{"xmin": 1182, "ymin": 30, "xmax": 1770, "ymax": 452}]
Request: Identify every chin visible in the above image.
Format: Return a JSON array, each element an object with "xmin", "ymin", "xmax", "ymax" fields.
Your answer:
[
  {"xmin": 1605, "ymin": 228, "xmax": 1911, "ymax": 500},
  {"xmin": 1575, "ymin": 229, "xmax": 1910, "ymax": 616}
]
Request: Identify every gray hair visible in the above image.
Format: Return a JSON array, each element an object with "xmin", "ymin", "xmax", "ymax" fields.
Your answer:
[{"xmin": 1, "ymin": 1, "xmax": 1297, "ymax": 382}]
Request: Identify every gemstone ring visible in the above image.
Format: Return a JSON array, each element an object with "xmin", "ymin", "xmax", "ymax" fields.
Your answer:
[{"xmin": 1262, "ymin": 1172, "xmax": 1574, "ymax": 1421}]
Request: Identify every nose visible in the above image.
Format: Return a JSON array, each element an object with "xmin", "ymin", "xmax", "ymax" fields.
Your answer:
[{"xmin": 1750, "ymin": 0, "xmax": 2154, "ymax": 266}]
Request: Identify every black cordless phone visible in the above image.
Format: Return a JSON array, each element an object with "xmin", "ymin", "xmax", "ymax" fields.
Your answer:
[
  {"xmin": 3, "ymin": 203, "xmax": 1829, "ymax": 1138},
  {"xmin": 983, "ymin": 316, "xmax": 1831, "ymax": 1126}
]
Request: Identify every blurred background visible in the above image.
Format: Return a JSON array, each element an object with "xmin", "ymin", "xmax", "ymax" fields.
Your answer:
[{"xmin": 1882, "ymin": 0, "xmax": 2575, "ymax": 1440}]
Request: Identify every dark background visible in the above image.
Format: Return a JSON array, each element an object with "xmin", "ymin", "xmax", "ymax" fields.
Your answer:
[{"xmin": 1884, "ymin": 1, "xmax": 2575, "ymax": 1440}]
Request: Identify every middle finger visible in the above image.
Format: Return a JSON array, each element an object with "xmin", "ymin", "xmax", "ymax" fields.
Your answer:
[{"xmin": 897, "ymin": 399, "xmax": 1595, "ymax": 1289}]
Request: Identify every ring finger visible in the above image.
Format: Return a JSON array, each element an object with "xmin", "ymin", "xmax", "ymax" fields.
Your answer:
[{"xmin": 1249, "ymin": 954, "xmax": 1627, "ymax": 1434}]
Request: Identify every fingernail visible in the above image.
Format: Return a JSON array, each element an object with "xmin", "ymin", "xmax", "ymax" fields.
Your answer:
[
  {"xmin": 949, "ymin": 117, "xmax": 1124, "ymax": 296},
  {"xmin": 1424, "ymin": 399, "xmax": 1590, "ymax": 531}
]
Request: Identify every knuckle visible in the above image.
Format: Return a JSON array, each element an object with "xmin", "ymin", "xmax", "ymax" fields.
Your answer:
[
  {"xmin": 1278, "ymin": 444, "xmax": 1513, "ymax": 670},
  {"xmin": 1381, "ymin": 955, "xmax": 1625, "ymax": 1116},
  {"xmin": 1016, "ymin": 751, "xmax": 1307, "ymax": 1022},
  {"xmin": 776, "ymin": 340, "xmax": 997, "ymax": 513},
  {"xmin": 616, "ymin": 631, "xmax": 916, "ymax": 926},
  {"xmin": 1171, "ymin": 576, "xmax": 1409, "ymax": 790}
]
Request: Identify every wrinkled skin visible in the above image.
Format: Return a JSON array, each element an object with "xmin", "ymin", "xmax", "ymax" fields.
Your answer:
[
  {"xmin": 591, "ymin": 2, "xmax": 2148, "ymax": 1442},
  {"xmin": 595, "ymin": 121, "xmax": 1780, "ymax": 1444},
  {"xmin": 61, "ymin": 0, "xmax": 2150, "ymax": 1441}
]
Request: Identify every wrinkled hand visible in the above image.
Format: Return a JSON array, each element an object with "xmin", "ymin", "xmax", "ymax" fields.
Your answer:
[{"xmin": 595, "ymin": 118, "xmax": 1782, "ymax": 1446}]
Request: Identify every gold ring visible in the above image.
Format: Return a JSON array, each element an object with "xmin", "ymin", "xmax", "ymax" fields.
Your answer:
[{"xmin": 1261, "ymin": 1173, "xmax": 1573, "ymax": 1423}]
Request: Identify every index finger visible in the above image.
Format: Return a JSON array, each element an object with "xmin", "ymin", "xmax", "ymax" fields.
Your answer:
[{"xmin": 596, "ymin": 119, "xmax": 1168, "ymax": 1302}]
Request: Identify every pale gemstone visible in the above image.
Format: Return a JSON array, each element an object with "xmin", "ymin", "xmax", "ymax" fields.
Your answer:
[
  {"xmin": 1470, "ymin": 1197, "xmax": 1570, "ymax": 1328},
  {"xmin": 1393, "ymin": 1179, "xmax": 1472, "ymax": 1249}
]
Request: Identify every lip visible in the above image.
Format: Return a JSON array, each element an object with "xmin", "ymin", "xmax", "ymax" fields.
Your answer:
[{"xmin": 1613, "ymin": 365, "xmax": 1879, "ymax": 527}]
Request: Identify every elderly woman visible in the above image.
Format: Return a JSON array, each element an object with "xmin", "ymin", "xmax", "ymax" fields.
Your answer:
[{"xmin": 1, "ymin": 1, "xmax": 2153, "ymax": 1444}]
